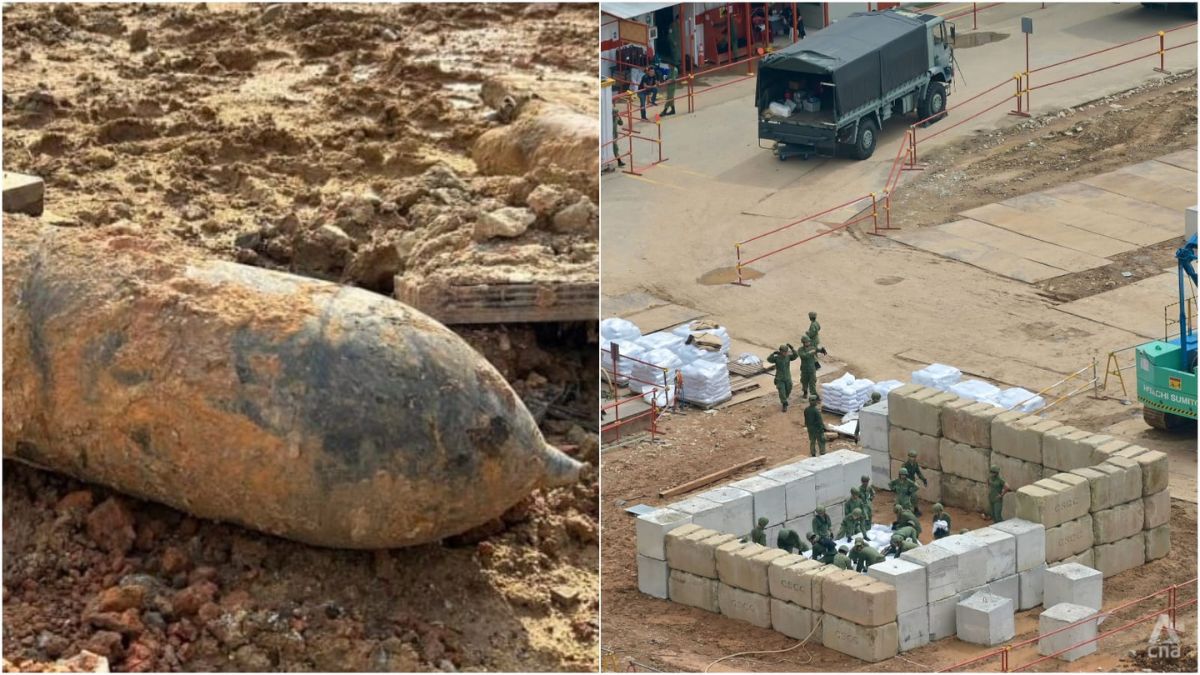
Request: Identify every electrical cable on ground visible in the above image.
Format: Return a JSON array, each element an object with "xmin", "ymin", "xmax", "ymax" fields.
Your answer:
[{"xmin": 702, "ymin": 615, "xmax": 823, "ymax": 672}]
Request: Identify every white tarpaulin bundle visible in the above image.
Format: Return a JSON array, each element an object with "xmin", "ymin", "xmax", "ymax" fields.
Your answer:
[
  {"xmin": 872, "ymin": 380, "xmax": 905, "ymax": 398},
  {"xmin": 600, "ymin": 317, "xmax": 641, "ymax": 344},
  {"xmin": 637, "ymin": 331, "xmax": 686, "ymax": 353},
  {"xmin": 630, "ymin": 347, "xmax": 681, "ymax": 393},
  {"xmin": 912, "ymin": 363, "xmax": 962, "ymax": 390},
  {"xmin": 996, "ymin": 387, "xmax": 1045, "ymax": 412},
  {"xmin": 949, "ymin": 379, "xmax": 1002, "ymax": 405},
  {"xmin": 820, "ymin": 372, "xmax": 875, "ymax": 413},
  {"xmin": 671, "ymin": 342, "xmax": 727, "ymax": 366},
  {"xmin": 679, "ymin": 359, "xmax": 732, "ymax": 407}
]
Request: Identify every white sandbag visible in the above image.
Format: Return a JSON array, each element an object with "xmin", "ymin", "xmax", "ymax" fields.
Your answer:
[
  {"xmin": 949, "ymin": 379, "xmax": 1001, "ymax": 403},
  {"xmin": 873, "ymin": 380, "xmax": 905, "ymax": 397},
  {"xmin": 679, "ymin": 359, "xmax": 732, "ymax": 407},
  {"xmin": 996, "ymin": 387, "xmax": 1045, "ymax": 412},
  {"xmin": 600, "ymin": 317, "xmax": 641, "ymax": 343},
  {"xmin": 630, "ymin": 347, "xmax": 682, "ymax": 393},
  {"xmin": 601, "ymin": 339, "xmax": 644, "ymax": 385},
  {"xmin": 912, "ymin": 363, "xmax": 962, "ymax": 390},
  {"xmin": 768, "ymin": 100, "xmax": 796, "ymax": 117},
  {"xmin": 637, "ymin": 331, "xmax": 686, "ymax": 353},
  {"xmin": 736, "ymin": 353, "xmax": 762, "ymax": 366}
]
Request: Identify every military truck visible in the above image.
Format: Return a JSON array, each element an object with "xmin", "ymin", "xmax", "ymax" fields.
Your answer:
[{"xmin": 756, "ymin": 9, "xmax": 955, "ymax": 160}]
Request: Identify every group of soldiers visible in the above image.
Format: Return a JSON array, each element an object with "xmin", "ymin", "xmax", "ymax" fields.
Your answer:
[
  {"xmin": 767, "ymin": 312, "xmax": 830, "ymax": 455},
  {"xmin": 747, "ymin": 467, "xmax": 1011, "ymax": 574}
]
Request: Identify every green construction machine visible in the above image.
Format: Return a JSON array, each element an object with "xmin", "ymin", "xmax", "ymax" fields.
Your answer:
[{"xmin": 1136, "ymin": 206, "xmax": 1197, "ymax": 431}]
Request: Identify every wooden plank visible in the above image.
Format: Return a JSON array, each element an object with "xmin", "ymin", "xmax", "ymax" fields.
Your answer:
[
  {"xmin": 659, "ymin": 456, "xmax": 767, "ymax": 498},
  {"xmin": 395, "ymin": 278, "xmax": 597, "ymax": 324}
]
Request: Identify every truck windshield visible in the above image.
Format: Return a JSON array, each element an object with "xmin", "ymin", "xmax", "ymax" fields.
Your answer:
[{"xmin": 935, "ymin": 23, "xmax": 946, "ymax": 45}]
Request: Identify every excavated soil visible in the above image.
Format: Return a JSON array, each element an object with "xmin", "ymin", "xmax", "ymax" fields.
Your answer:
[
  {"xmin": 601, "ymin": 397, "xmax": 1197, "ymax": 672},
  {"xmin": 3, "ymin": 3, "xmax": 598, "ymax": 672}
]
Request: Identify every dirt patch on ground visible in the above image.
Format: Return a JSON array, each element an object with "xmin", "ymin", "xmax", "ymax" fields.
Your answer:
[
  {"xmin": 600, "ymin": 396, "xmax": 1197, "ymax": 672},
  {"xmin": 3, "ymin": 3, "xmax": 597, "ymax": 671}
]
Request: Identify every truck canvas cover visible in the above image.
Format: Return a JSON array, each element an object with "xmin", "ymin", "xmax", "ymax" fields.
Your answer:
[{"xmin": 760, "ymin": 11, "xmax": 930, "ymax": 117}]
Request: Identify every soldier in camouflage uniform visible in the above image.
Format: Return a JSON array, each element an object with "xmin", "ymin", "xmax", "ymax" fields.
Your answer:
[
  {"xmin": 901, "ymin": 450, "xmax": 927, "ymax": 515},
  {"xmin": 804, "ymin": 395, "xmax": 827, "ymax": 456},
  {"xmin": 808, "ymin": 532, "xmax": 837, "ymax": 564},
  {"xmin": 889, "ymin": 467, "xmax": 919, "ymax": 513},
  {"xmin": 831, "ymin": 545, "xmax": 852, "ymax": 570},
  {"xmin": 893, "ymin": 504, "xmax": 922, "ymax": 538},
  {"xmin": 850, "ymin": 536, "xmax": 886, "ymax": 572},
  {"xmin": 777, "ymin": 528, "xmax": 808, "ymax": 554},
  {"xmin": 798, "ymin": 336, "xmax": 820, "ymax": 399},
  {"xmin": 883, "ymin": 533, "xmax": 918, "ymax": 558},
  {"xmin": 931, "ymin": 502, "xmax": 952, "ymax": 539},
  {"xmin": 989, "ymin": 466, "xmax": 1011, "ymax": 523},
  {"xmin": 767, "ymin": 344, "xmax": 799, "ymax": 412},
  {"xmin": 749, "ymin": 516, "xmax": 769, "ymax": 545},
  {"xmin": 859, "ymin": 475, "xmax": 875, "ymax": 521},
  {"xmin": 812, "ymin": 505, "xmax": 832, "ymax": 538},
  {"xmin": 837, "ymin": 507, "xmax": 870, "ymax": 541}
]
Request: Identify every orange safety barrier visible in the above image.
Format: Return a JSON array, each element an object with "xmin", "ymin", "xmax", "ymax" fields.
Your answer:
[
  {"xmin": 939, "ymin": 578, "xmax": 1197, "ymax": 672},
  {"xmin": 600, "ymin": 345, "xmax": 677, "ymax": 443},
  {"xmin": 603, "ymin": 92, "xmax": 668, "ymax": 176}
]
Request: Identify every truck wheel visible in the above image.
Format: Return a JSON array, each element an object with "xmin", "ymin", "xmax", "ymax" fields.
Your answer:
[
  {"xmin": 851, "ymin": 118, "xmax": 878, "ymax": 160},
  {"xmin": 918, "ymin": 82, "xmax": 947, "ymax": 126}
]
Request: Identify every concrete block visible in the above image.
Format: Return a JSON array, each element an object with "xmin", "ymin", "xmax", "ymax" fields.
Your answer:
[
  {"xmin": 859, "ymin": 400, "xmax": 890, "ymax": 454},
  {"xmin": 636, "ymin": 508, "xmax": 693, "ymax": 560},
  {"xmin": 992, "ymin": 518, "xmax": 1047, "ymax": 572},
  {"xmin": 666, "ymin": 527, "xmax": 736, "ymax": 578},
  {"xmin": 971, "ymin": 527, "xmax": 1018, "ymax": 582},
  {"xmin": 928, "ymin": 595, "xmax": 958, "ymax": 640},
  {"xmin": 785, "ymin": 514, "xmax": 814, "ymax": 540},
  {"xmin": 1093, "ymin": 532, "xmax": 1145, "ymax": 578},
  {"xmin": 769, "ymin": 556, "xmax": 823, "ymax": 607},
  {"xmin": 939, "ymin": 438, "xmax": 990, "ymax": 483},
  {"xmin": 765, "ymin": 524, "xmax": 782, "ymax": 548},
  {"xmin": 637, "ymin": 554, "xmax": 668, "ymax": 598},
  {"xmin": 1063, "ymin": 548, "xmax": 1095, "ymax": 568},
  {"xmin": 821, "ymin": 614, "xmax": 899, "ymax": 663},
  {"xmin": 864, "ymin": 447, "xmax": 891, "ymax": 490},
  {"xmin": 828, "ymin": 448, "xmax": 872, "ymax": 496},
  {"xmin": 941, "ymin": 474, "xmax": 989, "ymax": 513},
  {"xmin": 770, "ymin": 598, "xmax": 819, "ymax": 641},
  {"xmin": 717, "ymin": 542, "xmax": 783, "ymax": 594},
  {"xmin": 759, "ymin": 463, "xmax": 817, "ymax": 519},
  {"xmin": 897, "ymin": 607, "xmax": 930, "ymax": 652},
  {"xmin": 1105, "ymin": 456, "xmax": 1144, "ymax": 497},
  {"xmin": 728, "ymin": 475, "xmax": 787, "ymax": 526},
  {"xmin": 934, "ymin": 534, "xmax": 990, "ymax": 592},
  {"xmin": 1042, "ymin": 426, "xmax": 1095, "ymax": 471},
  {"xmin": 889, "ymin": 384, "xmax": 942, "ymax": 436},
  {"xmin": 717, "ymin": 582, "xmax": 771, "ymax": 628},
  {"xmin": 888, "ymin": 426, "xmax": 940, "ymax": 468},
  {"xmin": 1145, "ymin": 524, "xmax": 1170, "ymax": 561},
  {"xmin": 2, "ymin": 172, "xmax": 45, "ymax": 216},
  {"xmin": 823, "ymin": 575, "xmax": 897, "ymax": 627},
  {"xmin": 992, "ymin": 452, "xmax": 1042, "ymax": 491},
  {"xmin": 868, "ymin": 558, "xmax": 928, "ymax": 614},
  {"xmin": 956, "ymin": 592, "xmax": 1015, "ymax": 646},
  {"xmin": 808, "ymin": 565, "xmax": 840, "ymax": 610},
  {"xmin": 1092, "ymin": 500, "xmax": 1145, "ymax": 544},
  {"xmin": 1083, "ymin": 462, "xmax": 1141, "ymax": 511},
  {"xmin": 1018, "ymin": 563, "xmax": 1046, "ymax": 610},
  {"xmin": 668, "ymin": 495, "xmax": 722, "ymax": 531},
  {"xmin": 1039, "ymin": 603, "xmax": 1099, "ymax": 661},
  {"xmin": 1144, "ymin": 489, "xmax": 1170, "ymax": 530},
  {"xmin": 1118, "ymin": 448, "xmax": 1168, "ymax": 495},
  {"xmin": 1090, "ymin": 438, "xmax": 1131, "ymax": 465},
  {"xmin": 669, "ymin": 570, "xmax": 719, "ymax": 612},
  {"xmin": 825, "ymin": 500, "xmax": 844, "ymax": 526},
  {"xmin": 1015, "ymin": 477, "xmax": 1088, "ymax": 529},
  {"xmin": 986, "ymin": 575, "xmax": 1020, "ymax": 610},
  {"xmin": 795, "ymin": 455, "xmax": 844, "ymax": 507},
  {"xmin": 694, "ymin": 486, "xmax": 755, "ymax": 535},
  {"xmin": 993, "ymin": 413, "xmax": 1061, "ymax": 464},
  {"xmin": 942, "ymin": 398, "xmax": 1001, "ymax": 448},
  {"xmin": 902, "ymin": 542, "xmax": 959, "ymax": 602},
  {"xmin": 1044, "ymin": 563, "xmax": 1103, "ymax": 610},
  {"xmin": 1046, "ymin": 514, "xmax": 1094, "ymax": 562},
  {"xmin": 918, "ymin": 468, "xmax": 942, "ymax": 504}
]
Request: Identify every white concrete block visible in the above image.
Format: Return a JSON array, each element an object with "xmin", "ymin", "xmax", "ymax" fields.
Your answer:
[
  {"xmin": 759, "ymin": 463, "xmax": 817, "ymax": 519},
  {"xmin": 992, "ymin": 518, "xmax": 1046, "ymax": 572},
  {"xmin": 971, "ymin": 527, "xmax": 1018, "ymax": 582},
  {"xmin": 770, "ymin": 598, "xmax": 819, "ymax": 641},
  {"xmin": 864, "ymin": 447, "xmax": 891, "ymax": 489},
  {"xmin": 902, "ymin": 544, "xmax": 959, "ymax": 602},
  {"xmin": 728, "ymin": 475, "xmax": 787, "ymax": 526},
  {"xmin": 637, "ymin": 554, "xmax": 668, "ymax": 598},
  {"xmin": 1063, "ymin": 548, "xmax": 1095, "ymax": 569},
  {"xmin": 1092, "ymin": 500, "xmax": 1144, "ymax": 545},
  {"xmin": 928, "ymin": 595, "xmax": 958, "ymax": 641},
  {"xmin": 693, "ymin": 486, "xmax": 754, "ymax": 535},
  {"xmin": 859, "ymin": 400, "xmax": 889, "ymax": 454},
  {"xmin": 717, "ymin": 582, "xmax": 772, "ymax": 628},
  {"xmin": 796, "ymin": 455, "xmax": 845, "ymax": 507},
  {"xmin": 986, "ymin": 574, "xmax": 1019, "ymax": 609},
  {"xmin": 868, "ymin": 558, "xmax": 928, "ymax": 615},
  {"xmin": 897, "ymin": 607, "xmax": 930, "ymax": 652},
  {"xmin": 933, "ymin": 534, "xmax": 989, "ymax": 592},
  {"xmin": 1038, "ymin": 603, "xmax": 1099, "ymax": 662},
  {"xmin": 1017, "ymin": 564, "xmax": 1046, "ymax": 610},
  {"xmin": 668, "ymin": 495, "xmax": 721, "ymax": 526},
  {"xmin": 765, "ymin": 523, "xmax": 782, "ymax": 548},
  {"xmin": 956, "ymin": 592, "xmax": 1015, "ymax": 646},
  {"xmin": 636, "ymin": 508, "xmax": 692, "ymax": 560},
  {"xmin": 825, "ymin": 500, "xmax": 844, "ymax": 526},
  {"xmin": 828, "ymin": 448, "xmax": 872, "ymax": 497},
  {"xmin": 1043, "ymin": 563, "xmax": 1103, "ymax": 611}
]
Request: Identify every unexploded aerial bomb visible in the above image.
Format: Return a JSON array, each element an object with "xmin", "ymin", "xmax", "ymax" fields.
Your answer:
[{"xmin": 3, "ymin": 221, "xmax": 584, "ymax": 549}]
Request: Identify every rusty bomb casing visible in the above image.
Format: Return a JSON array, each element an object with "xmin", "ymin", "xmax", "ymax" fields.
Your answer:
[{"xmin": 3, "ymin": 223, "xmax": 583, "ymax": 548}]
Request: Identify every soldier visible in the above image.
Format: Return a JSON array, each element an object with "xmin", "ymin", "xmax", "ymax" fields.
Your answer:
[
  {"xmin": 749, "ymin": 516, "xmax": 769, "ymax": 545},
  {"xmin": 804, "ymin": 395, "xmax": 827, "ymax": 456},
  {"xmin": 931, "ymin": 503, "xmax": 952, "ymax": 540},
  {"xmin": 989, "ymin": 465, "xmax": 1011, "ymax": 523},
  {"xmin": 662, "ymin": 63, "xmax": 678, "ymax": 116},
  {"xmin": 777, "ymin": 528, "xmax": 808, "ymax": 555},
  {"xmin": 808, "ymin": 532, "xmax": 837, "ymax": 564},
  {"xmin": 901, "ymin": 450, "xmax": 927, "ymax": 516},
  {"xmin": 892, "ymin": 524, "xmax": 919, "ymax": 544},
  {"xmin": 805, "ymin": 311, "xmax": 827, "ymax": 354},
  {"xmin": 889, "ymin": 467, "xmax": 919, "ymax": 513},
  {"xmin": 610, "ymin": 107, "xmax": 625, "ymax": 168},
  {"xmin": 893, "ymin": 504, "xmax": 922, "ymax": 538},
  {"xmin": 854, "ymin": 392, "xmax": 883, "ymax": 441},
  {"xmin": 812, "ymin": 505, "xmax": 832, "ymax": 538},
  {"xmin": 882, "ymin": 533, "xmax": 918, "ymax": 558},
  {"xmin": 859, "ymin": 475, "xmax": 876, "ymax": 521},
  {"xmin": 837, "ymin": 507, "xmax": 870, "ymax": 541},
  {"xmin": 851, "ymin": 536, "xmax": 885, "ymax": 572},
  {"xmin": 846, "ymin": 487, "xmax": 865, "ymax": 522},
  {"xmin": 831, "ymin": 545, "xmax": 852, "ymax": 570},
  {"xmin": 767, "ymin": 344, "xmax": 799, "ymax": 412},
  {"xmin": 798, "ymin": 336, "xmax": 820, "ymax": 399}
]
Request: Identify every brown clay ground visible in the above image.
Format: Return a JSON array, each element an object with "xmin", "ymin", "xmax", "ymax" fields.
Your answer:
[{"xmin": 2, "ymin": 3, "xmax": 598, "ymax": 672}]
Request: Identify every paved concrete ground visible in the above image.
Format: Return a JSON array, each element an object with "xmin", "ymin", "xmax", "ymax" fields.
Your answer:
[{"xmin": 1055, "ymin": 272, "xmax": 1183, "ymax": 340}]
